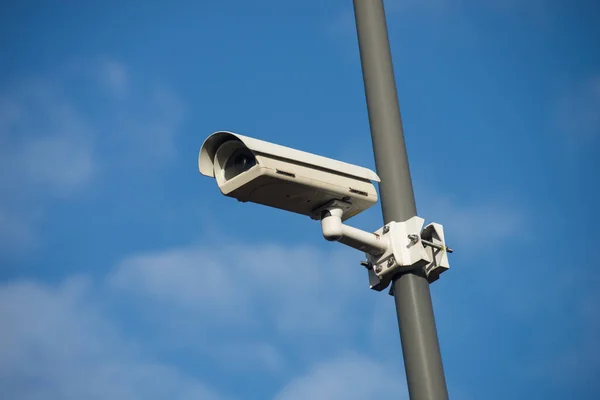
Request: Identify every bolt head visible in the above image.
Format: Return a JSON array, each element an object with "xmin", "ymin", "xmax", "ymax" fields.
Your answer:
[
  {"xmin": 360, "ymin": 260, "xmax": 372, "ymax": 270},
  {"xmin": 374, "ymin": 265, "xmax": 382, "ymax": 273}
]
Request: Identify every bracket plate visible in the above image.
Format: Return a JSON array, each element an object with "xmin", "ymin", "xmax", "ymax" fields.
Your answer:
[{"xmin": 366, "ymin": 217, "xmax": 431, "ymax": 291}]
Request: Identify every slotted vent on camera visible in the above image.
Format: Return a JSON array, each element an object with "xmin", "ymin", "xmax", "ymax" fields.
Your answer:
[
  {"xmin": 276, "ymin": 169, "xmax": 296, "ymax": 178},
  {"xmin": 349, "ymin": 188, "xmax": 368, "ymax": 197}
]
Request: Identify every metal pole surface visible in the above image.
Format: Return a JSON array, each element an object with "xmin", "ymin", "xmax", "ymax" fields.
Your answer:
[{"xmin": 352, "ymin": 1, "xmax": 449, "ymax": 399}]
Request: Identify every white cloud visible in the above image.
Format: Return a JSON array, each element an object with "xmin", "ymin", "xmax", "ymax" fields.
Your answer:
[
  {"xmin": 0, "ymin": 81, "xmax": 95, "ymax": 195},
  {"xmin": 0, "ymin": 81, "xmax": 94, "ymax": 251},
  {"xmin": 275, "ymin": 355, "xmax": 406, "ymax": 400},
  {"xmin": 211, "ymin": 342, "xmax": 286, "ymax": 373},
  {"xmin": 0, "ymin": 277, "xmax": 224, "ymax": 400},
  {"xmin": 0, "ymin": 244, "xmax": 405, "ymax": 399},
  {"xmin": 110, "ymin": 247, "xmax": 240, "ymax": 312},
  {"xmin": 19, "ymin": 134, "xmax": 94, "ymax": 192},
  {"xmin": 109, "ymin": 243, "xmax": 366, "ymax": 337},
  {"xmin": 0, "ymin": 59, "xmax": 185, "ymax": 253}
]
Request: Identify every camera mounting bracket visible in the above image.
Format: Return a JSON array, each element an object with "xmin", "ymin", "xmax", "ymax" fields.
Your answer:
[{"xmin": 318, "ymin": 200, "xmax": 452, "ymax": 291}]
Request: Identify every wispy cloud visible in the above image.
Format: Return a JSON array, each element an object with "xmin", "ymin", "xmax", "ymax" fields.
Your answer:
[
  {"xmin": 0, "ymin": 59, "xmax": 185, "ymax": 253},
  {"xmin": 275, "ymin": 355, "xmax": 406, "ymax": 400},
  {"xmin": 0, "ymin": 269, "xmax": 403, "ymax": 399},
  {"xmin": 0, "ymin": 80, "xmax": 95, "ymax": 195},
  {"xmin": 0, "ymin": 240, "xmax": 407, "ymax": 399},
  {"xmin": 211, "ymin": 342, "xmax": 287, "ymax": 374},
  {"xmin": 3, "ymin": 233, "xmax": 596, "ymax": 398},
  {"xmin": 110, "ymin": 246, "xmax": 241, "ymax": 313},
  {"xmin": 110, "ymin": 243, "xmax": 366, "ymax": 337},
  {"xmin": 107, "ymin": 240, "xmax": 466, "ymax": 397},
  {"xmin": 0, "ymin": 277, "xmax": 225, "ymax": 400},
  {"xmin": 0, "ymin": 81, "xmax": 94, "ymax": 251}
]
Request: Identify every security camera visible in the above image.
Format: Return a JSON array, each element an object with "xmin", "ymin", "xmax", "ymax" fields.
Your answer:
[
  {"xmin": 199, "ymin": 131, "xmax": 452, "ymax": 289},
  {"xmin": 198, "ymin": 131, "xmax": 380, "ymax": 220}
]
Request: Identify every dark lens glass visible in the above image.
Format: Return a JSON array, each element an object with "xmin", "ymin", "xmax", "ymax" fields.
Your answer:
[
  {"xmin": 224, "ymin": 151, "xmax": 256, "ymax": 180},
  {"xmin": 234, "ymin": 154, "xmax": 256, "ymax": 172}
]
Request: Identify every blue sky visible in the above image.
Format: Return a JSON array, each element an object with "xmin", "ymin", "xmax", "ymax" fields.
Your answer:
[{"xmin": 1, "ymin": 0, "xmax": 599, "ymax": 399}]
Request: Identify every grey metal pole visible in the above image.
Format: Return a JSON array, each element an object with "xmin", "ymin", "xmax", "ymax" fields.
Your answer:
[{"xmin": 352, "ymin": 1, "xmax": 449, "ymax": 399}]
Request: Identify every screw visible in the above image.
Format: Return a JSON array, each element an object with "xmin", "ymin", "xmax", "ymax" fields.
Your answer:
[
  {"xmin": 382, "ymin": 225, "xmax": 390, "ymax": 234},
  {"xmin": 421, "ymin": 239, "xmax": 454, "ymax": 254},
  {"xmin": 387, "ymin": 257, "xmax": 395, "ymax": 267},
  {"xmin": 375, "ymin": 264, "xmax": 382, "ymax": 273},
  {"xmin": 408, "ymin": 234, "xmax": 419, "ymax": 244}
]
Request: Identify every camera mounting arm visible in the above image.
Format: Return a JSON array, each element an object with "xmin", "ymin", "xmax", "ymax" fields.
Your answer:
[
  {"xmin": 321, "ymin": 207, "xmax": 387, "ymax": 256},
  {"xmin": 317, "ymin": 200, "xmax": 452, "ymax": 291}
]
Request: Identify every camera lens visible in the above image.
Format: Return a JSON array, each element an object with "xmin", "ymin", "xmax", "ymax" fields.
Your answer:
[
  {"xmin": 234, "ymin": 154, "xmax": 256, "ymax": 172},
  {"xmin": 224, "ymin": 150, "xmax": 256, "ymax": 180}
]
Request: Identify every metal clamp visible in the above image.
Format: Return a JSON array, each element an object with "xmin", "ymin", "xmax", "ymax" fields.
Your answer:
[
  {"xmin": 366, "ymin": 218, "xmax": 452, "ymax": 291},
  {"xmin": 318, "ymin": 205, "xmax": 452, "ymax": 291}
]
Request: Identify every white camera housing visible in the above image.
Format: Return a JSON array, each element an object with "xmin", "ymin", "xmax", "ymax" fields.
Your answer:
[{"xmin": 199, "ymin": 131, "xmax": 380, "ymax": 221}]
